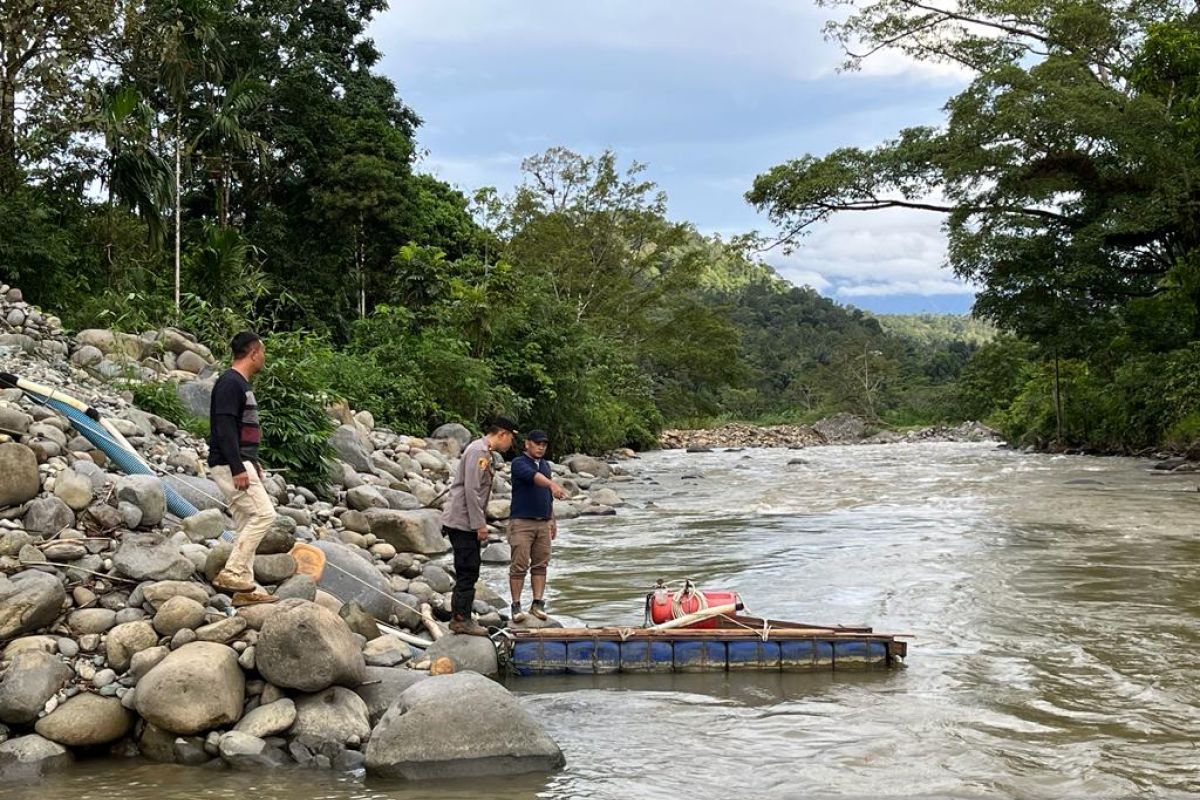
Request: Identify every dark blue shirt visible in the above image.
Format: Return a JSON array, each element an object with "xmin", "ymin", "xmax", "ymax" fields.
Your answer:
[{"xmin": 510, "ymin": 454, "xmax": 553, "ymax": 520}]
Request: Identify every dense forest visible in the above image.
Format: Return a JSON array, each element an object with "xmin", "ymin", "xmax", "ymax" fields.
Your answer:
[
  {"xmin": 8, "ymin": 0, "xmax": 1193, "ymax": 458},
  {"xmin": 0, "ymin": 0, "xmax": 987, "ymax": 457}
]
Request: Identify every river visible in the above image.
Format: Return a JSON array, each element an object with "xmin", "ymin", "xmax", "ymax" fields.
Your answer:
[{"xmin": 13, "ymin": 442, "xmax": 1200, "ymax": 799}]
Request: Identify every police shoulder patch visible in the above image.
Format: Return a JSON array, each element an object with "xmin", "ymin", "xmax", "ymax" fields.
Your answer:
[{"xmin": 477, "ymin": 456, "xmax": 490, "ymax": 471}]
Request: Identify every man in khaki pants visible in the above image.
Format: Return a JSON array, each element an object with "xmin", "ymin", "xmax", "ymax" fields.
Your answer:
[
  {"xmin": 508, "ymin": 429, "xmax": 568, "ymax": 622},
  {"xmin": 208, "ymin": 331, "xmax": 276, "ymax": 603}
]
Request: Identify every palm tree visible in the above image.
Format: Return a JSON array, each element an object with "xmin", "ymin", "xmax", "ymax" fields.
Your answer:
[{"xmin": 96, "ymin": 85, "xmax": 172, "ymax": 245}]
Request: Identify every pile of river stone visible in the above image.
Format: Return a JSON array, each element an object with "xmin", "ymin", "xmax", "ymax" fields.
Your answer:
[
  {"xmin": 0, "ymin": 284, "xmax": 636, "ymax": 782},
  {"xmin": 661, "ymin": 417, "xmax": 1000, "ymax": 450},
  {"xmin": 659, "ymin": 422, "xmax": 828, "ymax": 450}
]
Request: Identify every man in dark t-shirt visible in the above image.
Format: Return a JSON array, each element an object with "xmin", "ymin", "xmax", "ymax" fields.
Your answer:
[
  {"xmin": 508, "ymin": 429, "xmax": 568, "ymax": 622},
  {"xmin": 208, "ymin": 331, "xmax": 276, "ymax": 602}
]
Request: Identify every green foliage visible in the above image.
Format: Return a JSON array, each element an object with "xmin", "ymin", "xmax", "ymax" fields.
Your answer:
[
  {"xmin": 127, "ymin": 379, "xmax": 190, "ymax": 423},
  {"xmin": 253, "ymin": 332, "xmax": 336, "ymax": 488}
]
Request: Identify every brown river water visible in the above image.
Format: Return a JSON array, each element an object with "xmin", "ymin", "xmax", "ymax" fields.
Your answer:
[{"xmin": 7, "ymin": 442, "xmax": 1200, "ymax": 800}]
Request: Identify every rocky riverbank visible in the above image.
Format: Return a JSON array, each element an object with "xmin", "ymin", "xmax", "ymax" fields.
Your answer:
[
  {"xmin": 659, "ymin": 414, "xmax": 1001, "ymax": 451},
  {"xmin": 0, "ymin": 284, "xmax": 632, "ymax": 782}
]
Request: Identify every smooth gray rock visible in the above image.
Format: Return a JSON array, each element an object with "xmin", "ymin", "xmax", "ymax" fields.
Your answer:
[
  {"xmin": 362, "ymin": 636, "xmax": 412, "ymax": 667},
  {"xmin": 113, "ymin": 534, "xmax": 194, "ymax": 581},
  {"xmin": 364, "ymin": 673, "xmax": 564, "ymax": 779},
  {"xmin": 176, "ymin": 378, "xmax": 215, "ymax": 421},
  {"xmin": 34, "ymin": 693, "xmax": 131, "ymax": 747},
  {"xmin": 128, "ymin": 646, "xmax": 170, "ymax": 681},
  {"xmin": 21, "ymin": 496, "xmax": 74, "ymax": 537},
  {"xmin": 380, "ymin": 489, "xmax": 421, "ymax": 511},
  {"xmin": 330, "ymin": 425, "xmax": 374, "ymax": 473},
  {"xmin": 0, "ymin": 734, "xmax": 73, "ymax": 780},
  {"xmin": 355, "ymin": 666, "xmax": 430, "ymax": 725},
  {"xmin": 313, "ymin": 540, "xmax": 397, "ymax": 621},
  {"xmin": 291, "ymin": 687, "xmax": 370, "ymax": 744},
  {"xmin": 234, "ymin": 699, "xmax": 296, "ymax": 739},
  {"xmin": 163, "ymin": 475, "xmax": 224, "ymax": 512},
  {"xmin": 481, "ymin": 542, "xmax": 512, "ymax": 563},
  {"xmin": 135, "ymin": 642, "xmax": 245, "ymax": 735},
  {"xmin": 219, "ymin": 731, "xmax": 287, "ymax": 769},
  {"xmin": 181, "ymin": 508, "xmax": 226, "ymax": 542},
  {"xmin": 105, "ymin": 620, "xmax": 158, "ymax": 672},
  {"xmin": 255, "ymin": 600, "xmax": 366, "ymax": 692},
  {"xmin": 0, "ymin": 443, "xmax": 40, "ymax": 507},
  {"xmin": 253, "ymin": 553, "xmax": 297, "ymax": 585},
  {"xmin": 52, "ymin": 469, "xmax": 93, "ymax": 511},
  {"xmin": 0, "ymin": 570, "xmax": 65, "ymax": 639},
  {"xmin": 115, "ymin": 475, "xmax": 166, "ymax": 527},
  {"xmin": 0, "ymin": 651, "xmax": 72, "ymax": 724},
  {"xmin": 346, "ymin": 485, "xmax": 388, "ymax": 511},
  {"xmin": 142, "ymin": 580, "xmax": 209, "ymax": 609},
  {"xmin": 364, "ymin": 509, "xmax": 449, "ymax": 556},
  {"xmin": 422, "ymin": 634, "xmax": 500, "ymax": 677},
  {"xmin": 564, "ymin": 454, "xmax": 611, "ymax": 479},
  {"xmin": 429, "ymin": 423, "xmax": 471, "ymax": 448},
  {"xmin": 153, "ymin": 596, "xmax": 206, "ymax": 635},
  {"xmin": 275, "ymin": 574, "xmax": 317, "ymax": 602},
  {"xmin": 67, "ymin": 607, "xmax": 117, "ymax": 634},
  {"xmin": 419, "ymin": 564, "xmax": 454, "ymax": 594}
]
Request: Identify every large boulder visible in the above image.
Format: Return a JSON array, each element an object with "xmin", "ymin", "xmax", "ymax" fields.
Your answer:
[
  {"xmin": 0, "ymin": 570, "xmax": 65, "ymax": 639},
  {"xmin": 175, "ymin": 377, "xmax": 215, "ymax": 420},
  {"xmin": 291, "ymin": 687, "xmax": 371, "ymax": 744},
  {"xmin": 364, "ymin": 673, "xmax": 564, "ymax": 779},
  {"xmin": 134, "ymin": 642, "xmax": 245, "ymax": 735},
  {"xmin": 255, "ymin": 600, "xmax": 366, "ymax": 692},
  {"xmin": 564, "ymin": 454, "xmax": 611, "ymax": 479},
  {"xmin": 313, "ymin": 539, "xmax": 398, "ymax": 621},
  {"xmin": 429, "ymin": 423, "xmax": 471, "ymax": 448},
  {"xmin": 346, "ymin": 485, "xmax": 388, "ymax": 511},
  {"xmin": 21, "ymin": 496, "xmax": 74, "ymax": 537},
  {"xmin": 34, "ymin": 693, "xmax": 131, "ymax": 747},
  {"xmin": 0, "ymin": 651, "xmax": 73, "ymax": 724},
  {"xmin": 115, "ymin": 475, "xmax": 166, "ymax": 527},
  {"xmin": 0, "ymin": 443, "xmax": 40, "ymax": 507},
  {"xmin": 355, "ymin": 666, "xmax": 430, "ymax": 725},
  {"xmin": 113, "ymin": 534, "xmax": 194, "ymax": 581},
  {"xmin": 329, "ymin": 425, "xmax": 374, "ymax": 473},
  {"xmin": 0, "ymin": 735, "xmax": 73, "ymax": 781},
  {"xmin": 422, "ymin": 634, "xmax": 500, "ymax": 677},
  {"xmin": 364, "ymin": 509, "xmax": 449, "ymax": 556}
]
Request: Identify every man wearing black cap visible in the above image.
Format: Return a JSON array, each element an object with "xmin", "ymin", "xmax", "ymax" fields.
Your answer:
[
  {"xmin": 441, "ymin": 417, "xmax": 517, "ymax": 636},
  {"xmin": 508, "ymin": 429, "xmax": 569, "ymax": 622}
]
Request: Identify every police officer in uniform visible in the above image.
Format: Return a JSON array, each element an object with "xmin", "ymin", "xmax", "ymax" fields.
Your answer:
[{"xmin": 441, "ymin": 417, "xmax": 517, "ymax": 636}]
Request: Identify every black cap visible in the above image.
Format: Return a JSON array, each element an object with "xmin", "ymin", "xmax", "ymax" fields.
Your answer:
[
  {"xmin": 526, "ymin": 429, "xmax": 549, "ymax": 442},
  {"xmin": 492, "ymin": 416, "xmax": 519, "ymax": 434}
]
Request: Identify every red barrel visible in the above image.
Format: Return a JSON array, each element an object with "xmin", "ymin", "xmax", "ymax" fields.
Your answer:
[{"xmin": 649, "ymin": 589, "xmax": 740, "ymax": 629}]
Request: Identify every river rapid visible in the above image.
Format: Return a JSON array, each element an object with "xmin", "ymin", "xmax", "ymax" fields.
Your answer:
[{"xmin": 13, "ymin": 442, "xmax": 1200, "ymax": 799}]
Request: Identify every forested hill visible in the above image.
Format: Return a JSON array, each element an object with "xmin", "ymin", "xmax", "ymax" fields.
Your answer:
[{"xmin": 1, "ymin": 0, "xmax": 982, "ymax": 454}]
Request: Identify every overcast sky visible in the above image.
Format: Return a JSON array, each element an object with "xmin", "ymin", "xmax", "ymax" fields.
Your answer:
[{"xmin": 370, "ymin": 0, "xmax": 975, "ymax": 314}]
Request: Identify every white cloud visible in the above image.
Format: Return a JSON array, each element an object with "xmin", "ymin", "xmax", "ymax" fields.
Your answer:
[
  {"xmin": 766, "ymin": 204, "xmax": 975, "ymax": 298},
  {"xmin": 374, "ymin": 0, "xmax": 963, "ymax": 85}
]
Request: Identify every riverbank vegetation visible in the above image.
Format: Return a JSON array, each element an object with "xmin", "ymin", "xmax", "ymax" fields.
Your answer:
[
  {"xmin": 5, "ymin": 0, "xmax": 1193, "ymax": 455},
  {"xmin": 750, "ymin": 0, "xmax": 1200, "ymax": 453}
]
